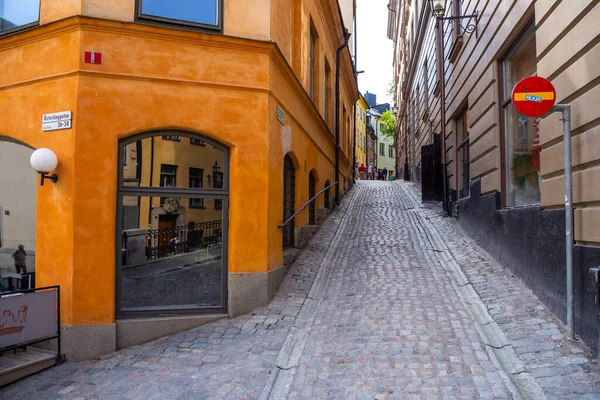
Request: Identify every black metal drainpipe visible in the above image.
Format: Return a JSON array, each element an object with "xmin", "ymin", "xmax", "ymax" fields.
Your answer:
[{"xmin": 335, "ymin": 31, "xmax": 349, "ymax": 204}]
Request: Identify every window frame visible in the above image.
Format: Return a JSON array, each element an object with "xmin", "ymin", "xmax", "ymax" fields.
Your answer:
[
  {"xmin": 160, "ymin": 164, "xmax": 177, "ymax": 188},
  {"xmin": 189, "ymin": 137, "xmax": 206, "ymax": 146},
  {"xmin": 499, "ymin": 21, "xmax": 538, "ymax": 208},
  {"xmin": 309, "ymin": 21, "xmax": 319, "ymax": 103},
  {"xmin": 0, "ymin": 0, "xmax": 41, "ymax": 37},
  {"xmin": 116, "ymin": 131, "xmax": 230, "ymax": 319},
  {"xmin": 455, "ymin": 107, "xmax": 470, "ymax": 199},
  {"xmin": 135, "ymin": 0, "xmax": 223, "ymax": 32},
  {"xmin": 380, "ymin": 143, "xmax": 385, "ymax": 156},
  {"xmin": 324, "ymin": 60, "xmax": 331, "ymax": 125},
  {"xmin": 189, "ymin": 167, "xmax": 204, "ymax": 208}
]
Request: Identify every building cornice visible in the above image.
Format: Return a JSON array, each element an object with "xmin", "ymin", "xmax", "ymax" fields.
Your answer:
[{"xmin": 0, "ymin": 16, "xmax": 274, "ymax": 54}]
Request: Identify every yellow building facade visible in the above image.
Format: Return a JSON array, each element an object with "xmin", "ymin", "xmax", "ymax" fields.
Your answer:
[
  {"xmin": 0, "ymin": 0, "xmax": 357, "ymax": 360},
  {"xmin": 355, "ymin": 94, "xmax": 369, "ymax": 170}
]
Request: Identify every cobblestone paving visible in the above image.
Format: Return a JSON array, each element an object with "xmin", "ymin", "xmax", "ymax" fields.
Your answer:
[
  {"xmin": 404, "ymin": 183, "xmax": 600, "ymax": 400},
  {"xmin": 2, "ymin": 181, "xmax": 599, "ymax": 399},
  {"xmin": 281, "ymin": 182, "xmax": 515, "ymax": 399},
  {"xmin": 0, "ymin": 193, "xmax": 353, "ymax": 400}
]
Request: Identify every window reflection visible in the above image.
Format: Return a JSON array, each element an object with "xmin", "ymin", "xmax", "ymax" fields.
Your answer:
[
  {"xmin": 139, "ymin": 0, "xmax": 219, "ymax": 27},
  {"xmin": 120, "ymin": 196, "xmax": 224, "ymax": 311},
  {"xmin": 121, "ymin": 135, "xmax": 225, "ymax": 190},
  {"xmin": 502, "ymin": 25, "xmax": 540, "ymax": 206},
  {"xmin": 0, "ymin": 0, "xmax": 40, "ymax": 34}
]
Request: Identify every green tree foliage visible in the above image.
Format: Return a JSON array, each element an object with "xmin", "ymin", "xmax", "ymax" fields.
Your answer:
[{"xmin": 379, "ymin": 110, "xmax": 395, "ymax": 138}]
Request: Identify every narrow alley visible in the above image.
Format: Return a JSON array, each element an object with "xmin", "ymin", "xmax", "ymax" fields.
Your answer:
[{"xmin": 2, "ymin": 182, "xmax": 599, "ymax": 399}]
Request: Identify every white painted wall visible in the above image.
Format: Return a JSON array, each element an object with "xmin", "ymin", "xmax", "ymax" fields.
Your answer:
[{"xmin": 0, "ymin": 140, "xmax": 36, "ymax": 252}]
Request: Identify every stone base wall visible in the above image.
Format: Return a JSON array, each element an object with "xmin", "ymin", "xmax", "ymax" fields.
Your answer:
[{"xmin": 455, "ymin": 178, "xmax": 600, "ymax": 354}]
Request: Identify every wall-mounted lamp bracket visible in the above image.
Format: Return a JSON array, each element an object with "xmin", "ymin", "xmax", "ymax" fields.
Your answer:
[
  {"xmin": 39, "ymin": 173, "xmax": 58, "ymax": 186},
  {"xmin": 438, "ymin": 11, "xmax": 479, "ymax": 39}
]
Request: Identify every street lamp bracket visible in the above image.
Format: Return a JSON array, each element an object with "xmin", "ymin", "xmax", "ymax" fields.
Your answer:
[{"xmin": 437, "ymin": 11, "xmax": 479, "ymax": 39}]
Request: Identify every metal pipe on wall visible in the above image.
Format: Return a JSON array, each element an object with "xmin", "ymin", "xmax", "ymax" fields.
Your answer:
[
  {"xmin": 436, "ymin": 17, "xmax": 449, "ymax": 212},
  {"xmin": 335, "ymin": 33, "xmax": 349, "ymax": 204},
  {"xmin": 552, "ymin": 104, "xmax": 574, "ymax": 340}
]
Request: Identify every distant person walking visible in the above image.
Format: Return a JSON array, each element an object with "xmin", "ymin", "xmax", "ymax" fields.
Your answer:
[
  {"xmin": 12, "ymin": 244, "xmax": 27, "ymax": 274},
  {"xmin": 382, "ymin": 167, "xmax": 388, "ymax": 181},
  {"xmin": 358, "ymin": 163, "xmax": 366, "ymax": 180},
  {"xmin": 367, "ymin": 164, "xmax": 374, "ymax": 180}
]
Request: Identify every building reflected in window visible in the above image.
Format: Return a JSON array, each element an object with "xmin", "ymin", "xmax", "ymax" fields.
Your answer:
[{"xmin": 118, "ymin": 132, "xmax": 227, "ymax": 316}]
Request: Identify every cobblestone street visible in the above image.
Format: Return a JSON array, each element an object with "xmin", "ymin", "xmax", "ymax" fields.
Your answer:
[{"xmin": 2, "ymin": 181, "xmax": 599, "ymax": 399}]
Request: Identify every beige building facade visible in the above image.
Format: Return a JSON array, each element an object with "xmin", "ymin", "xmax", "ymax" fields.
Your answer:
[{"xmin": 389, "ymin": 0, "xmax": 600, "ymax": 354}]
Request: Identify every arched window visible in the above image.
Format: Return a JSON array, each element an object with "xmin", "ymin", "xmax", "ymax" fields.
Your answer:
[
  {"xmin": 282, "ymin": 154, "xmax": 296, "ymax": 248},
  {"xmin": 117, "ymin": 131, "xmax": 229, "ymax": 317},
  {"xmin": 308, "ymin": 171, "xmax": 316, "ymax": 225},
  {"xmin": 0, "ymin": 138, "xmax": 37, "ymax": 284},
  {"xmin": 324, "ymin": 180, "xmax": 331, "ymax": 209}
]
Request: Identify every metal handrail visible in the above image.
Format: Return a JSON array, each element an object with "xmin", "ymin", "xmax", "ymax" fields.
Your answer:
[{"xmin": 278, "ymin": 182, "xmax": 338, "ymax": 229}]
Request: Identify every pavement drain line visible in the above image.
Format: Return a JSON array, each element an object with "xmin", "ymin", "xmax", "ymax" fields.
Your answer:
[
  {"xmin": 401, "ymin": 183, "xmax": 547, "ymax": 400},
  {"xmin": 260, "ymin": 187, "xmax": 360, "ymax": 400}
]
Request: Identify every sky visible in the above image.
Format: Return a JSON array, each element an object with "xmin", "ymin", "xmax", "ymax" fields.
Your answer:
[{"xmin": 356, "ymin": 0, "xmax": 395, "ymax": 105}]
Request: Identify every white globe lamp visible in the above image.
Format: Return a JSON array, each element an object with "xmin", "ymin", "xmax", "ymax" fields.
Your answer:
[{"xmin": 30, "ymin": 148, "xmax": 59, "ymax": 185}]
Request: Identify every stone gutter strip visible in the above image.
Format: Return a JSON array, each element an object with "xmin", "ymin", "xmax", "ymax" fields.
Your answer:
[
  {"xmin": 261, "ymin": 191, "xmax": 357, "ymax": 400},
  {"xmin": 401, "ymin": 183, "xmax": 548, "ymax": 400}
]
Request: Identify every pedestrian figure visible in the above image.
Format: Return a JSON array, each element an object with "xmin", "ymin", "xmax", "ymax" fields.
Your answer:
[
  {"xmin": 367, "ymin": 164, "xmax": 374, "ymax": 180},
  {"xmin": 358, "ymin": 163, "xmax": 366, "ymax": 180},
  {"xmin": 382, "ymin": 167, "xmax": 388, "ymax": 181},
  {"xmin": 12, "ymin": 244, "xmax": 27, "ymax": 274}
]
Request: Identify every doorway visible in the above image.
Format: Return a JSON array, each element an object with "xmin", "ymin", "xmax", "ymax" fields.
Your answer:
[
  {"xmin": 283, "ymin": 154, "xmax": 296, "ymax": 248},
  {"xmin": 308, "ymin": 171, "xmax": 316, "ymax": 225}
]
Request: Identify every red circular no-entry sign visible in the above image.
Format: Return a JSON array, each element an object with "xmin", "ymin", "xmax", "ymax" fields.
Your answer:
[{"xmin": 511, "ymin": 76, "xmax": 556, "ymax": 117}]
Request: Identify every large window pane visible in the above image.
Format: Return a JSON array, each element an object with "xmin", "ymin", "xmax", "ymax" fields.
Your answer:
[
  {"xmin": 120, "ymin": 195, "xmax": 225, "ymax": 311},
  {"xmin": 0, "ymin": 0, "xmax": 40, "ymax": 33},
  {"xmin": 120, "ymin": 134, "xmax": 226, "ymax": 190},
  {"xmin": 139, "ymin": 0, "xmax": 219, "ymax": 27},
  {"xmin": 502, "ymin": 25, "xmax": 540, "ymax": 206}
]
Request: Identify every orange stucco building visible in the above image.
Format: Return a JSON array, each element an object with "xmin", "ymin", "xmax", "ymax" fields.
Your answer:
[{"xmin": 0, "ymin": 0, "xmax": 358, "ymax": 360}]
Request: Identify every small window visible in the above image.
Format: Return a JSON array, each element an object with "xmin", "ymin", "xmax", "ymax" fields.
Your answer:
[
  {"xmin": 380, "ymin": 143, "xmax": 385, "ymax": 156},
  {"xmin": 456, "ymin": 108, "xmax": 470, "ymax": 199},
  {"xmin": 309, "ymin": 23, "xmax": 319, "ymax": 101},
  {"xmin": 213, "ymin": 172, "xmax": 223, "ymax": 210},
  {"xmin": 389, "ymin": 145, "xmax": 394, "ymax": 158},
  {"xmin": 160, "ymin": 164, "xmax": 177, "ymax": 204},
  {"xmin": 325, "ymin": 60, "xmax": 331, "ymax": 125},
  {"xmin": 189, "ymin": 168, "xmax": 204, "ymax": 208},
  {"xmin": 423, "ymin": 58, "xmax": 430, "ymax": 119},
  {"xmin": 190, "ymin": 138, "xmax": 205, "ymax": 146},
  {"xmin": 0, "ymin": 0, "xmax": 40, "ymax": 35},
  {"xmin": 162, "ymin": 135, "xmax": 180, "ymax": 141},
  {"xmin": 137, "ymin": 0, "xmax": 221, "ymax": 31},
  {"xmin": 160, "ymin": 164, "xmax": 177, "ymax": 187}
]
